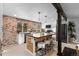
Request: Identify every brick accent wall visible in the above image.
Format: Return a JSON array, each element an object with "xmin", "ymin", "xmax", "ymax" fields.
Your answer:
[
  {"xmin": 3, "ymin": 16, "xmax": 41, "ymax": 46},
  {"xmin": 3, "ymin": 16, "xmax": 17, "ymax": 46}
]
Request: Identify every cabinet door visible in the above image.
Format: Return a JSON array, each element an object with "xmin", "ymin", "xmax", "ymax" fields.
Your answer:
[{"xmin": 27, "ymin": 37, "xmax": 33, "ymax": 53}]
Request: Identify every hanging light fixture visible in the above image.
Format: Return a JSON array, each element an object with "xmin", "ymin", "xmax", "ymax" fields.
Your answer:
[
  {"xmin": 45, "ymin": 15, "xmax": 47, "ymax": 23},
  {"xmin": 38, "ymin": 11, "xmax": 42, "ymax": 32},
  {"xmin": 38, "ymin": 12, "xmax": 41, "ymax": 22}
]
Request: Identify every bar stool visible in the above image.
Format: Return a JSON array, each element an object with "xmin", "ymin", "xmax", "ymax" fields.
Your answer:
[
  {"xmin": 45, "ymin": 40, "xmax": 51, "ymax": 54},
  {"xmin": 36, "ymin": 42, "xmax": 46, "ymax": 56}
]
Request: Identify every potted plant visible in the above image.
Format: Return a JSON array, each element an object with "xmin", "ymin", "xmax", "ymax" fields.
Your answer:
[{"xmin": 68, "ymin": 21, "xmax": 76, "ymax": 43}]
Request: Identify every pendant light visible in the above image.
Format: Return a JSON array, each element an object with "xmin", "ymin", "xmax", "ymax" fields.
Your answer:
[
  {"xmin": 38, "ymin": 12, "xmax": 41, "ymax": 22},
  {"xmin": 45, "ymin": 15, "xmax": 47, "ymax": 23},
  {"xmin": 38, "ymin": 11, "xmax": 41, "ymax": 32}
]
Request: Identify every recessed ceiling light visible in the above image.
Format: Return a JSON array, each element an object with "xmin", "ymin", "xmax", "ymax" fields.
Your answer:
[{"xmin": 14, "ymin": 14, "xmax": 16, "ymax": 16}]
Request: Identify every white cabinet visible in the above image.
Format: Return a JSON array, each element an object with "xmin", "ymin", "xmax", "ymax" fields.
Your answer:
[{"xmin": 17, "ymin": 32, "xmax": 24, "ymax": 44}]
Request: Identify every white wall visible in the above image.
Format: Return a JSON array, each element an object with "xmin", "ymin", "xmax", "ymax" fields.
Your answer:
[
  {"xmin": 0, "ymin": 3, "xmax": 3, "ymax": 55},
  {"xmin": 41, "ymin": 11, "xmax": 57, "ymax": 32},
  {"xmin": 68, "ymin": 18, "xmax": 79, "ymax": 42},
  {"xmin": 0, "ymin": 3, "xmax": 3, "ymax": 41}
]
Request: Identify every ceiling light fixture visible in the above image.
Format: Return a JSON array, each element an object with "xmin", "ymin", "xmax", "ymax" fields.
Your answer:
[
  {"xmin": 38, "ymin": 12, "xmax": 41, "ymax": 22},
  {"xmin": 45, "ymin": 15, "xmax": 47, "ymax": 23},
  {"xmin": 14, "ymin": 14, "xmax": 16, "ymax": 17}
]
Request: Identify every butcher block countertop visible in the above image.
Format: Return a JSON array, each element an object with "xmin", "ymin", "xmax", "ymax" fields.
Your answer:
[{"xmin": 27, "ymin": 32, "xmax": 55, "ymax": 38}]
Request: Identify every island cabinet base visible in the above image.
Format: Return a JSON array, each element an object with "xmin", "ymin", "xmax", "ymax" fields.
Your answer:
[
  {"xmin": 26, "ymin": 48, "xmax": 36, "ymax": 56},
  {"xmin": 26, "ymin": 36, "xmax": 36, "ymax": 55},
  {"xmin": 26, "ymin": 33, "xmax": 55, "ymax": 56}
]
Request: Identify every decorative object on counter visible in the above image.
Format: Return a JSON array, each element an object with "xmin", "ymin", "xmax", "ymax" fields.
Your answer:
[{"xmin": 68, "ymin": 21, "xmax": 76, "ymax": 43}]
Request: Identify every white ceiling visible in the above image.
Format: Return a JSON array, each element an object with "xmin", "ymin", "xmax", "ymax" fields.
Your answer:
[
  {"xmin": 3, "ymin": 3, "xmax": 57, "ymax": 23},
  {"xmin": 61, "ymin": 3, "xmax": 79, "ymax": 19},
  {"xmin": 3, "ymin": 3, "xmax": 79, "ymax": 22}
]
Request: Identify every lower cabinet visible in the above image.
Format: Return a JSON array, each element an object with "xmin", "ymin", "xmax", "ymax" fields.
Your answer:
[{"xmin": 27, "ymin": 37, "xmax": 33, "ymax": 53}]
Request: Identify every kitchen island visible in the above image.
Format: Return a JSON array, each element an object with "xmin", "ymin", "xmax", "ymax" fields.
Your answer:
[{"xmin": 26, "ymin": 33, "xmax": 55, "ymax": 56}]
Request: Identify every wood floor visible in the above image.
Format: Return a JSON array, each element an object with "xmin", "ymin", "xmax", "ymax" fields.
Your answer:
[
  {"xmin": 2, "ymin": 43, "xmax": 76, "ymax": 56},
  {"xmin": 2, "ymin": 43, "xmax": 57, "ymax": 56},
  {"xmin": 2, "ymin": 44, "xmax": 32, "ymax": 56}
]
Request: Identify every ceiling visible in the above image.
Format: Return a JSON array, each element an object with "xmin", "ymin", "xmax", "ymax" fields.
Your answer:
[
  {"xmin": 61, "ymin": 3, "xmax": 79, "ymax": 19},
  {"xmin": 3, "ymin": 3, "xmax": 57, "ymax": 23},
  {"xmin": 3, "ymin": 3, "xmax": 79, "ymax": 22},
  {"xmin": 2, "ymin": 3, "xmax": 79, "ymax": 32}
]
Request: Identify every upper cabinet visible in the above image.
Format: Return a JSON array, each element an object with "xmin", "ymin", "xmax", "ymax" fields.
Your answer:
[{"xmin": 32, "ymin": 22, "xmax": 41, "ymax": 32}]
